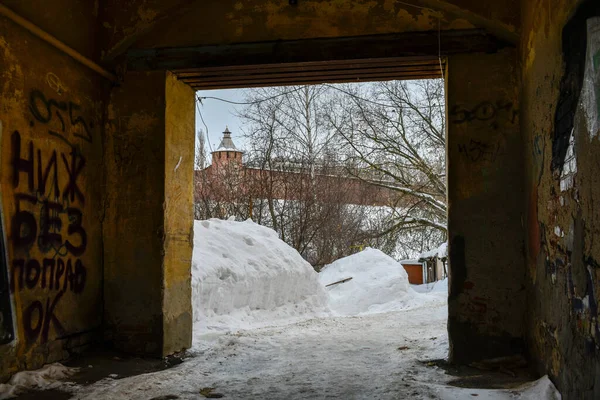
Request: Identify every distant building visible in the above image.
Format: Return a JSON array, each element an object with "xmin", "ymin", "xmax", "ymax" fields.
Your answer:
[
  {"xmin": 195, "ymin": 127, "xmax": 404, "ymax": 208},
  {"xmin": 400, "ymin": 242, "xmax": 447, "ymax": 284},
  {"xmin": 211, "ymin": 126, "xmax": 243, "ymax": 168},
  {"xmin": 400, "ymin": 259, "xmax": 427, "ymax": 285}
]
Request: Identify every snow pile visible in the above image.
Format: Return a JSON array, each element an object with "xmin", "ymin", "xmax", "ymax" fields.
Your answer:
[
  {"xmin": 412, "ymin": 277, "xmax": 448, "ymax": 294},
  {"xmin": 192, "ymin": 219, "xmax": 328, "ymax": 336},
  {"xmin": 0, "ymin": 363, "xmax": 78, "ymax": 399},
  {"xmin": 435, "ymin": 375, "xmax": 561, "ymax": 399},
  {"xmin": 319, "ymin": 247, "xmax": 436, "ymax": 315}
]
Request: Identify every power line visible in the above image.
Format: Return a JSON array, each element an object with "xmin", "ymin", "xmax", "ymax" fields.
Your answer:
[
  {"xmin": 197, "ymin": 85, "xmax": 306, "ymax": 105},
  {"xmin": 195, "ymin": 97, "xmax": 213, "ymax": 152},
  {"xmin": 197, "ymin": 84, "xmax": 443, "ymax": 112},
  {"xmin": 323, "ymin": 83, "xmax": 444, "ymax": 110}
]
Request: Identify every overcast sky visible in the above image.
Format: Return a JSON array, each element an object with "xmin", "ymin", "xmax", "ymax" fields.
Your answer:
[{"xmin": 195, "ymin": 89, "xmax": 247, "ymax": 153}]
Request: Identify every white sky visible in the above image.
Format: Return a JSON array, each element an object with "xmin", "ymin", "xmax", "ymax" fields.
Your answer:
[{"xmin": 195, "ymin": 89, "xmax": 247, "ymax": 152}]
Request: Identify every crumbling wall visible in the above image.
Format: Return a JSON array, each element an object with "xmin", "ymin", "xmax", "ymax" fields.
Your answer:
[
  {"xmin": 446, "ymin": 49, "xmax": 525, "ymax": 363},
  {"xmin": 100, "ymin": 0, "xmax": 522, "ymax": 55},
  {"xmin": 104, "ymin": 71, "xmax": 193, "ymax": 356},
  {"xmin": 0, "ymin": 4, "xmax": 109, "ymax": 381},
  {"xmin": 521, "ymin": 0, "xmax": 600, "ymax": 398}
]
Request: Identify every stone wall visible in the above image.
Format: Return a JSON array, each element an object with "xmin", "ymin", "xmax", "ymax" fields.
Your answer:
[
  {"xmin": 521, "ymin": 0, "xmax": 600, "ymax": 398},
  {"xmin": 446, "ymin": 49, "xmax": 525, "ymax": 363}
]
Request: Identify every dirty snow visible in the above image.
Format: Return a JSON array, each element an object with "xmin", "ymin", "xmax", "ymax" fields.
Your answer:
[
  {"xmin": 192, "ymin": 219, "xmax": 328, "ymax": 340},
  {"xmin": 61, "ymin": 300, "xmax": 559, "ymax": 400},
  {"xmin": 0, "ymin": 363, "xmax": 78, "ymax": 399},
  {"xmin": 4, "ymin": 220, "xmax": 561, "ymax": 399}
]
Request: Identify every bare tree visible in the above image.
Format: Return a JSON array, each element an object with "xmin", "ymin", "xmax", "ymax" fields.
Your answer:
[
  {"xmin": 325, "ymin": 79, "xmax": 447, "ymax": 255},
  {"xmin": 195, "ymin": 129, "xmax": 206, "ymax": 170},
  {"xmin": 194, "ymin": 80, "xmax": 447, "ymax": 263},
  {"xmin": 237, "ymin": 86, "xmax": 378, "ymax": 267}
]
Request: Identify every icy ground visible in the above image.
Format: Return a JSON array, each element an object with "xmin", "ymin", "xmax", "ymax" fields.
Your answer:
[
  {"xmin": 1, "ymin": 221, "xmax": 561, "ymax": 399},
  {"xmin": 12, "ymin": 298, "xmax": 559, "ymax": 399}
]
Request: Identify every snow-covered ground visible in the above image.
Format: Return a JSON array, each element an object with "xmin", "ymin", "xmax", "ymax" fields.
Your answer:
[
  {"xmin": 0, "ymin": 363, "xmax": 79, "ymax": 399},
  {"xmin": 412, "ymin": 278, "xmax": 449, "ymax": 294},
  {"xmin": 0, "ymin": 220, "xmax": 561, "ymax": 399},
  {"xmin": 5, "ymin": 302, "xmax": 560, "ymax": 400}
]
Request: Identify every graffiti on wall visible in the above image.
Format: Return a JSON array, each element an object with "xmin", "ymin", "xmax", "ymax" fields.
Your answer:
[
  {"xmin": 452, "ymin": 100, "xmax": 517, "ymax": 164},
  {"xmin": 28, "ymin": 89, "xmax": 94, "ymax": 146},
  {"xmin": 458, "ymin": 139, "xmax": 501, "ymax": 163},
  {"xmin": 7, "ymin": 88, "xmax": 93, "ymax": 345},
  {"xmin": 450, "ymin": 100, "xmax": 517, "ymax": 126},
  {"xmin": 0, "ymin": 121, "xmax": 15, "ymax": 345}
]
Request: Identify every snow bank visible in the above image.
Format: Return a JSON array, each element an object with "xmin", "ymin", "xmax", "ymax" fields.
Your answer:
[
  {"xmin": 192, "ymin": 219, "xmax": 328, "ymax": 335},
  {"xmin": 436, "ymin": 375, "xmax": 561, "ymax": 400},
  {"xmin": 412, "ymin": 277, "xmax": 448, "ymax": 294},
  {"xmin": 0, "ymin": 363, "xmax": 78, "ymax": 399},
  {"xmin": 319, "ymin": 247, "xmax": 434, "ymax": 315}
]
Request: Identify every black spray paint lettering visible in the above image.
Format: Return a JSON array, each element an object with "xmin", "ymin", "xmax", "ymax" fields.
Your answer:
[
  {"xmin": 11, "ymin": 130, "xmax": 86, "ymax": 204},
  {"xmin": 450, "ymin": 100, "xmax": 517, "ymax": 125},
  {"xmin": 11, "ymin": 192, "xmax": 87, "ymax": 255},
  {"xmin": 8, "ymin": 118, "xmax": 89, "ymax": 345},
  {"xmin": 10, "ymin": 258, "xmax": 86, "ymax": 294},
  {"xmin": 61, "ymin": 151, "xmax": 86, "ymax": 205},
  {"xmin": 458, "ymin": 139, "xmax": 501, "ymax": 163},
  {"xmin": 23, "ymin": 291, "xmax": 66, "ymax": 344},
  {"xmin": 10, "ymin": 133, "xmax": 88, "ymax": 256},
  {"xmin": 29, "ymin": 89, "xmax": 93, "ymax": 144}
]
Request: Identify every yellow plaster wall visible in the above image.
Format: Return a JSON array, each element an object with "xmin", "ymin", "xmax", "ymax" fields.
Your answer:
[
  {"xmin": 104, "ymin": 71, "xmax": 166, "ymax": 355},
  {"xmin": 0, "ymin": 12, "xmax": 108, "ymax": 380},
  {"xmin": 104, "ymin": 71, "xmax": 194, "ymax": 356},
  {"xmin": 162, "ymin": 72, "xmax": 194, "ymax": 354},
  {"xmin": 1, "ymin": 0, "xmax": 102, "ymax": 60}
]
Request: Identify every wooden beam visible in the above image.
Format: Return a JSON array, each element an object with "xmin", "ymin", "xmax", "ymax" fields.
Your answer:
[
  {"xmin": 188, "ymin": 73, "xmax": 442, "ymax": 90},
  {"xmin": 181, "ymin": 65, "xmax": 442, "ymax": 84},
  {"xmin": 173, "ymin": 56, "xmax": 442, "ymax": 76},
  {"xmin": 127, "ymin": 29, "xmax": 507, "ymax": 72}
]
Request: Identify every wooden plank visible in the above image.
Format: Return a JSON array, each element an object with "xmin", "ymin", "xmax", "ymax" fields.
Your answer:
[
  {"xmin": 180, "ymin": 65, "xmax": 443, "ymax": 84},
  {"xmin": 128, "ymin": 29, "xmax": 507, "ymax": 71},
  {"xmin": 175, "ymin": 62, "xmax": 441, "ymax": 77},
  {"xmin": 187, "ymin": 70, "xmax": 442, "ymax": 90},
  {"xmin": 190, "ymin": 74, "xmax": 441, "ymax": 90},
  {"xmin": 172, "ymin": 56, "xmax": 442, "ymax": 76}
]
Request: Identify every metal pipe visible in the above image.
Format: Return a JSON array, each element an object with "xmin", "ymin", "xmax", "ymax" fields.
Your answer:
[{"xmin": 0, "ymin": 3, "xmax": 117, "ymax": 82}]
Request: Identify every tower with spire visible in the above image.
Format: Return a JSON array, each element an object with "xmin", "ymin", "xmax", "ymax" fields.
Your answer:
[{"xmin": 211, "ymin": 126, "xmax": 244, "ymax": 168}]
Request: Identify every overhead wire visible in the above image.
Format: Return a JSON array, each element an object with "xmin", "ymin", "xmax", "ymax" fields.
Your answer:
[
  {"xmin": 195, "ymin": 96, "xmax": 213, "ymax": 152},
  {"xmin": 197, "ymin": 85, "xmax": 306, "ymax": 105}
]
